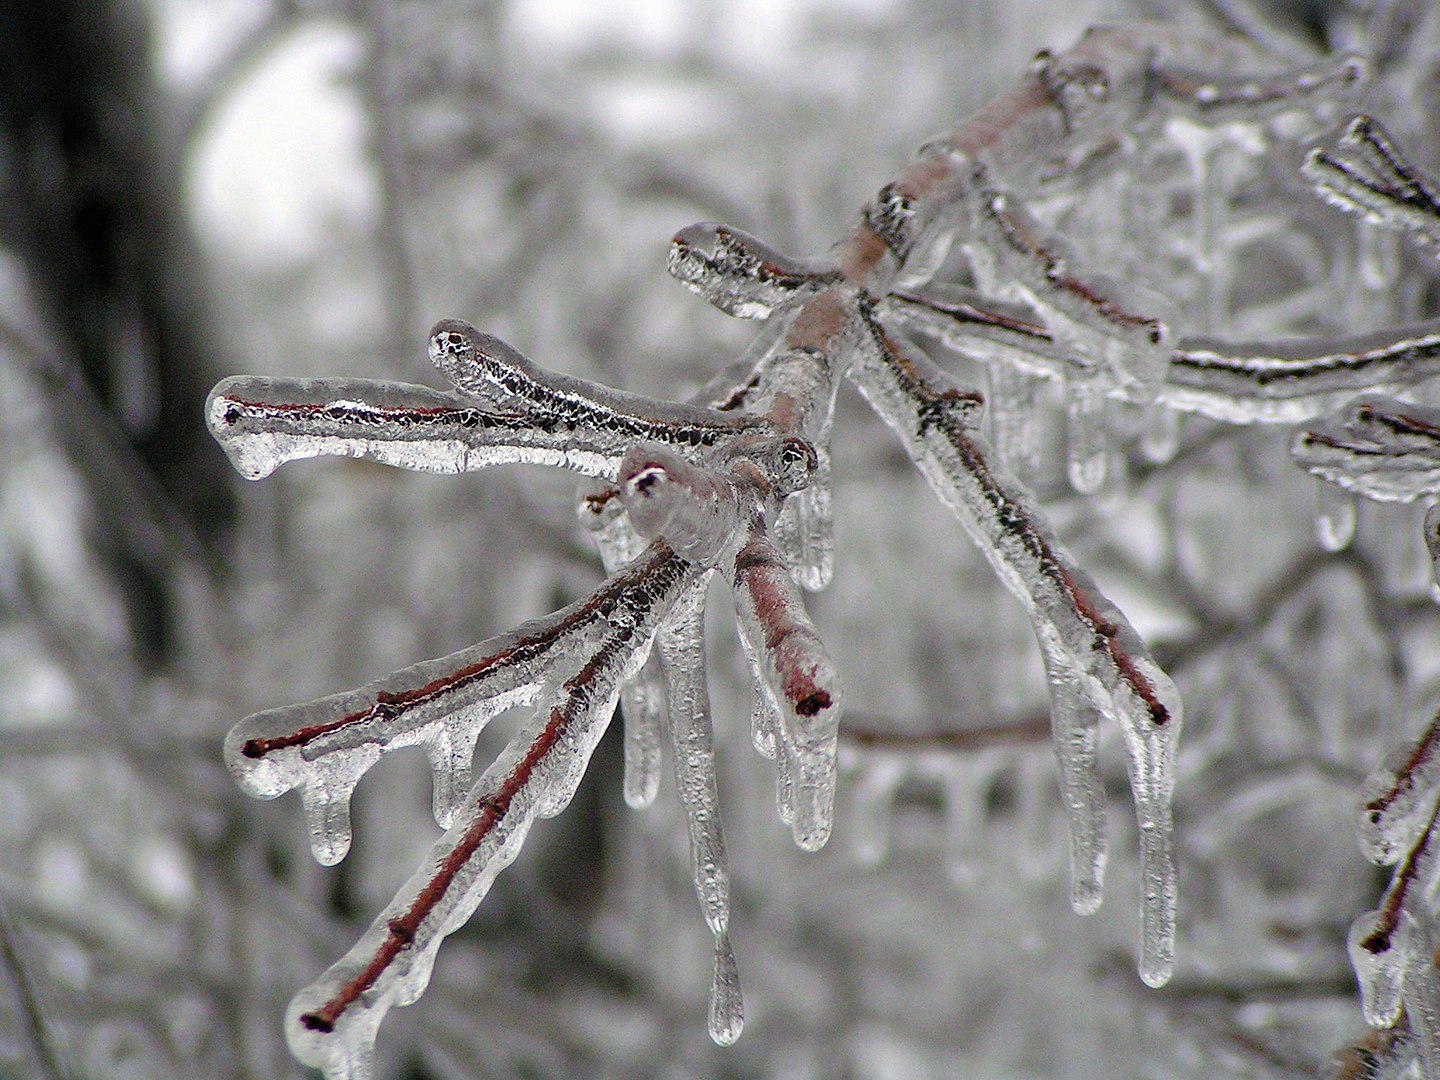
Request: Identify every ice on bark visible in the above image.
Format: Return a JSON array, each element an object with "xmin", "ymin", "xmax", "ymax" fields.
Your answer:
[{"xmin": 1357, "ymin": 716, "xmax": 1440, "ymax": 865}]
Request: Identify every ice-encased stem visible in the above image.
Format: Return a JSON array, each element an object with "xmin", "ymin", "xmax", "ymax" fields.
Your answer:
[
  {"xmin": 849, "ymin": 311, "xmax": 1181, "ymax": 986},
  {"xmin": 1295, "ymin": 394, "xmax": 1440, "ymax": 503},
  {"xmin": 731, "ymin": 527, "xmax": 843, "ymax": 851}
]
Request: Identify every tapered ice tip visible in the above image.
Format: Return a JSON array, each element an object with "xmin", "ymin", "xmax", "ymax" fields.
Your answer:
[{"xmin": 708, "ymin": 933, "xmax": 744, "ymax": 1046}]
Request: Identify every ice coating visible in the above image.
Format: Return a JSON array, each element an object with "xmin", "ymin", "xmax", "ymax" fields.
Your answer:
[
  {"xmin": 197, "ymin": 24, "xmax": 1426, "ymax": 1068},
  {"xmin": 617, "ymin": 444, "xmax": 748, "ymax": 566},
  {"xmin": 888, "ymin": 284, "xmax": 1440, "ymax": 426},
  {"xmin": 1357, "ymin": 716, "xmax": 1440, "ymax": 865}
]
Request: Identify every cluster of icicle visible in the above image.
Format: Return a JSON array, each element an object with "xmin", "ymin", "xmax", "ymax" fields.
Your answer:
[{"xmin": 202, "ymin": 23, "xmax": 1424, "ymax": 1079}]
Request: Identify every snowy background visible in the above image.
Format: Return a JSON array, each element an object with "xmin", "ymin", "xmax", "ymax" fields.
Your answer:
[{"xmin": 1, "ymin": 0, "xmax": 1435, "ymax": 1077}]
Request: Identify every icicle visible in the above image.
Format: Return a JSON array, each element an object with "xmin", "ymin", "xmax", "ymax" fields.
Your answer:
[
  {"xmin": 1066, "ymin": 371, "xmax": 1109, "ymax": 494},
  {"xmin": 1349, "ymin": 909, "xmax": 1407, "ymax": 1026},
  {"xmin": 1039, "ymin": 631, "xmax": 1108, "ymax": 915},
  {"xmin": 281, "ymin": 549, "xmax": 696, "ymax": 1079},
  {"xmin": 1358, "ymin": 218, "xmax": 1400, "ymax": 292},
  {"xmin": 1140, "ymin": 400, "xmax": 1180, "ymax": 465},
  {"xmin": 620, "ymin": 668, "xmax": 665, "ymax": 810},
  {"xmin": 1013, "ymin": 751, "xmax": 1055, "ymax": 882},
  {"xmin": 1315, "ymin": 478, "xmax": 1358, "ymax": 552},
  {"xmin": 656, "ymin": 582, "xmax": 732, "ymax": 938},
  {"xmin": 1121, "ymin": 706, "xmax": 1180, "ymax": 989},
  {"xmin": 939, "ymin": 754, "xmax": 1011, "ymax": 886},
  {"xmin": 987, "ymin": 364, "xmax": 1042, "ymax": 477},
  {"xmin": 708, "ymin": 932, "xmax": 745, "ymax": 1046},
  {"xmin": 850, "ymin": 313, "xmax": 1181, "ymax": 986},
  {"xmin": 772, "ymin": 448, "xmax": 835, "ymax": 592},
  {"xmin": 848, "ymin": 756, "xmax": 906, "ymax": 866},
  {"xmin": 425, "ymin": 719, "xmax": 476, "ymax": 829},
  {"xmin": 1425, "ymin": 502, "xmax": 1440, "ymax": 586},
  {"xmin": 1403, "ymin": 913, "xmax": 1440, "ymax": 1076},
  {"xmin": 299, "ymin": 764, "xmax": 364, "ymax": 867}
]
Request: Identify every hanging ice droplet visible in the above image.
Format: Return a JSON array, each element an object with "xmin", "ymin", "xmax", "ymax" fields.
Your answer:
[
  {"xmin": 1066, "ymin": 374, "xmax": 1109, "ymax": 494},
  {"xmin": 299, "ymin": 766, "xmax": 362, "ymax": 867},
  {"xmin": 988, "ymin": 365, "xmax": 1042, "ymax": 478},
  {"xmin": 1315, "ymin": 478, "xmax": 1357, "ymax": 552},
  {"xmin": 1139, "ymin": 401, "xmax": 1180, "ymax": 465},
  {"xmin": 708, "ymin": 932, "xmax": 744, "ymax": 1046},
  {"xmin": 1357, "ymin": 217, "xmax": 1399, "ymax": 293},
  {"xmin": 1349, "ymin": 909, "xmax": 1406, "ymax": 1026},
  {"xmin": 620, "ymin": 670, "xmax": 665, "ymax": 810},
  {"xmin": 849, "ymin": 757, "xmax": 905, "ymax": 866}
]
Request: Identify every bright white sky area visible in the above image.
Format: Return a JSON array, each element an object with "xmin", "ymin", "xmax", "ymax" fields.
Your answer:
[{"xmin": 150, "ymin": 0, "xmax": 899, "ymax": 268}]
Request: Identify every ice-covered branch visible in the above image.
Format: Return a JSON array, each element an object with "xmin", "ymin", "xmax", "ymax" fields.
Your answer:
[
  {"xmin": 845, "ymin": 304, "xmax": 1180, "ymax": 984},
  {"xmin": 1294, "ymin": 395, "xmax": 1440, "ymax": 503},
  {"xmin": 1305, "ymin": 114, "xmax": 1440, "ymax": 255},
  {"xmin": 281, "ymin": 543, "xmax": 697, "ymax": 1077}
]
